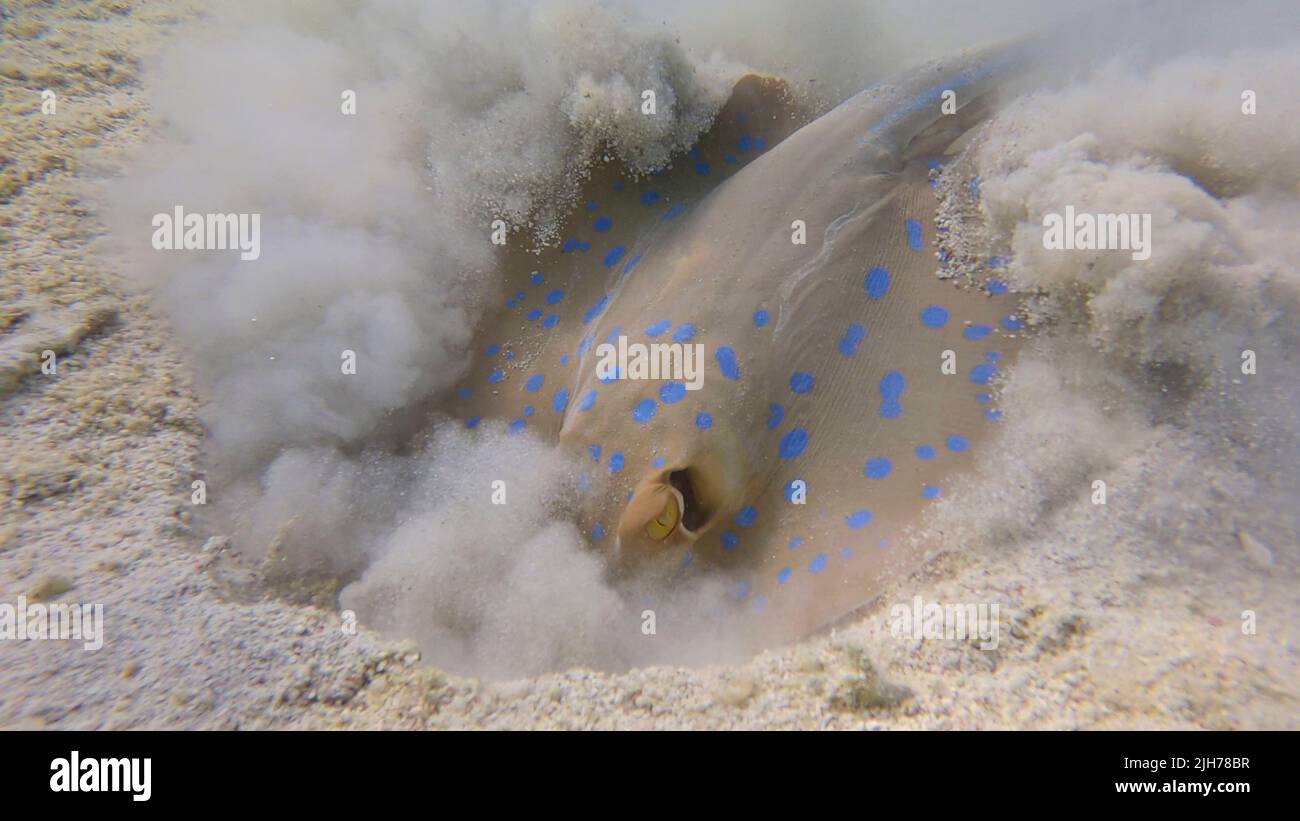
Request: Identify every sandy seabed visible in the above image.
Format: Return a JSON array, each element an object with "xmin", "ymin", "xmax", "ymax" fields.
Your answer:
[{"xmin": 0, "ymin": 0, "xmax": 1296, "ymax": 730}]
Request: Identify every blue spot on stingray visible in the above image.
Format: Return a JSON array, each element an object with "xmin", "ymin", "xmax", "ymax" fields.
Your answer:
[
  {"xmin": 906, "ymin": 219, "xmax": 924, "ymax": 251},
  {"xmin": 578, "ymin": 389, "xmax": 597, "ymax": 412},
  {"xmin": 526, "ymin": 308, "xmax": 543, "ymax": 321},
  {"xmin": 456, "ymin": 387, "xmax": 471, "ymax": 400},
  {"xmin": 790, "ymin": 372, "xmax": 815, "ymax": 394},
  {"xmin": 789, "ymin": 536, "xmax": 804, "ymax": 550},
  {"xmin": 879, "ymin": 371, "xmax": 906, "ymax": 419},
  {"xmin": 988, "ymin": 280, "xmax": 1009, "ymax": 295},
  {"xmin": 603, "ymin": 326, "xmax": 623, "ymax": 346},
  {"xmin": 777, "ymin": 568, "xmax": 792, "ymax": 585},
  {"xmin": 865, "ymin": 266, "xmax": 891, "ymax": 300},
  {"xmin": 488, "ymin": 370, "xmax": 505, "ymax": 385},
  {"xmin": 663, "ymin": 204, "xmax": 686, "ymax": 221},
  {"xmin": 583, "ymin": 295, "xmax": 609, "ymax": 325},
  {"xmin": 552, "ymin": 389, "xmax": 570, "ymax": 413},
  {"xmin": 641, "ymin": 191, "xmax": 661, "ymax": 206},
  {"xmin": 766, "ymin": 403, "xmax": 785, "ymax": 430},
  {"xmin": 721, "ymin": 531, "xmax": 739, "ymax": 551},
  {"xmin": 543, "ymin": 314, "xmax": 559, "ymax": 329},
  {"xmin": 916, "ymin": 444, "xmax": 936, "ymax": 460},
  {"xmin": 779, "ymin": 428, "xmax": 809, "ymax": 460},
  {"xmin": 633, "ymin": 399, "xmax": 657, "ymax": 423},
  {"xmin": 839, "ymin": 322, "xmax": 866, "ymax": 357},
  {"xmin": 545, "ymin": 288, "xmax": 565, "ymax": 305},
  {"xmin": 989, "ymin": 256, "xmax": 1009, "ymax": 269},
  {"xmin": 846, "ymin": 510, "xmax": 873, "ymax": 529},
  {"xmin": 603, "ymin": 246, "xmax": 625, "ymax": 268},
  {"xmin": 592, "ymin": 523, "xmax": 605, "ymax": 540},
  {"xmin": 561, "ymin": 239, "xmax": 591, "ymax": 253},
  {"xmin": 755, "ymin": 137, "xmax": 767, "ymax": 151},
  {"xmin": 653, "ymin": 456, "xmax": 666, "ymax": 469},
  {"xmin": 964, "ymin": 324, "xmax": 992, "ymax": 341},
  {"xmin": 504, "ymin": 351, "xmax": 514, "ymax": 361},
  {"xmin": 530, "ymin": 272, "xmax": 544, "ymax": 285},
  {"xmin": 970, "ymin": 177, "xmax": 982, "ymax": 196},
  {"xmin": 753, "ymin": 309, "xmax": 769, "ymax": 327},
  {"xmin": 688, "ymin": 145, "xmax": 702, "ymax": 159},
  {"xmin": 598, "ymin": 366, "xmax": 622, "ymax": 384},
  {"xmin": 588, "ymin": 444, "xmax": 602, "ymax": 462},
  {"xmin": 621, "ymin": 255, "xmax": 642, "ymax": 274},
  {"xmin": 525, "ymin": 374, "xmax": 544, "ymax": 393},
  {"xmin": 986, "ymin": 351, "xmax": 1000, "ymax": 362},
  {"xmin": 969, "ymin": 363, "xmax": 997, "ymax": 385},
  {"xmin": 1001, "ymin": 315, "xmax": 1024, "ymax": 331},
  {"xmin": 695, "ymin": 412, "xmax": 713, "ymax": 430},
  {"xmin": 695, "ymin": 162, "xmax": 711, "ymax": 176},
  {"xmin": 586, "ymin": 201, "xmax": 598, "ymax": 211},
  {"xmin": 946, "ymin": 434, "xmax": 969, "ymax": 453},
  {"xmin": 509, "ymin": 419, "xmax": 526, "ymax": 434},
  {"xmin": 976, "ymin": 393, "xmax": 992, "ymax": 404},
  {"xmin": 516, "ymin": 292, "xmax": 525, "ymax": 301},
  {"xmin": 660, "ymin": 382, "xmax": 686, "ymax": 404},
  {"xmin": 735, "ymin": 506, "xmax": 757, "ymax": 528},
  {"xmin": 809, "ymin": 554, "xmax": 828, "ymax": 574},
  {"xmin": 738, "ymin": 135, "xmax": 754, "ymax": 152},
  {"xmin": 724, "ymin": 154, "xmax": 737, "ymax": 165},
  {"xmin": 593, "ymin": 216, "xmax": 614, "ymax": 232},
  {"xmin": 485, "ymin": 343, "xmax": 501, "ymax": 357},
  {"xmin": 645, "ymin": 320, "xmax": 671, "ymax": 337},
  {"xmin": 864, "ymin": 458, "xmax": 892, "ymax": 479},
  {"xmin": 985, "ymin": 409, "xmax": 1003, "ymax": 422},
  {"xmin": 672, "ymin": 323, "xmax": 695, "ymax": 342},
  {"xmin": 523, "ymin": 405, "xmax": 534, "ymax": 417},
  {"xmin": 923, "ymin": 485, "xmax": 941, "ymax": 500},
  {"xmin": 465, "ymin": 416, "xmax": 481, "ymax": 429},
  {"xmin": 613, "ymin": 181, "xmax": 625, "ymax": 192},
  {"xmin": 609, "ymin": 453, "xmax": 625, "ymax": 473},
  {"xmin": 921, "ymin": 305, "xmax": 949, "ymax": 328},
  {"xmin": 576, "ymin": 335, "xmax": 594, "ymax": 357},
  {"xmin": 560, "ymin": 355, "xmax": 570, "ymax": 365},
  {"xmin": 715, "ymin": 347, "xmax": 741, "ymax": 380}
]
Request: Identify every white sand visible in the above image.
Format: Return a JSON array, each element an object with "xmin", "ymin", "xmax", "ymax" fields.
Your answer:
[{"xmin": 1, "ymin": 0, "xmax": 1295, "ymax": 729}]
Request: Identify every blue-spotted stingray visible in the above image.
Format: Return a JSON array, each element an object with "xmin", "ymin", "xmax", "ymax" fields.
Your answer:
[{"xmin": 450, "ymin": 44, "xmax": 1035, "ymax": 645}]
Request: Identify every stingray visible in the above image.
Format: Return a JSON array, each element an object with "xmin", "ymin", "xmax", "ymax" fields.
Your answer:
[{"xmin": 449, "ymin": 43, "xmax": 1035, "ymax": 645}]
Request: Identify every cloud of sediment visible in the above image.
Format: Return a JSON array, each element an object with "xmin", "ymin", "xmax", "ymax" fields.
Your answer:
[{"xmin": 108, "ymin": 0, "xmax": 1300, "ymax": 676}]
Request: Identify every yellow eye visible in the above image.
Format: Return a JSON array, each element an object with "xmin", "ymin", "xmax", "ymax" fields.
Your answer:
[{"xmin": 645, "ymin": 494, "xmax": 680, "ymax": 541}]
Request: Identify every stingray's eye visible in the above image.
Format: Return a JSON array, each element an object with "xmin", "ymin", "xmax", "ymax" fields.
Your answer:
[{"xmin": 645, "ymin": 494, "xmax": 680, "ymax": 541}]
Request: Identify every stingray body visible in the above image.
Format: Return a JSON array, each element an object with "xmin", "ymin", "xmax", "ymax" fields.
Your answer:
[{"xmin": 451, "ymin": 45, "xmax": 1033, "ymax": 644}]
